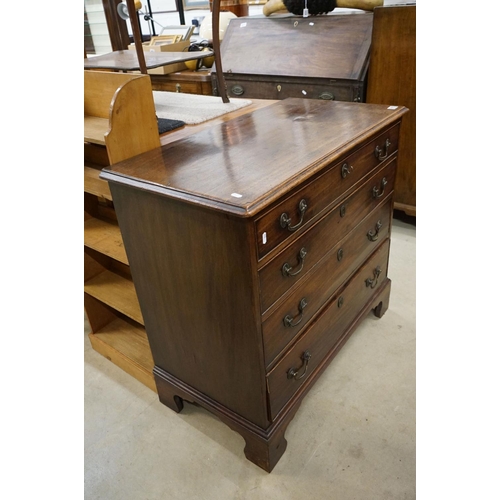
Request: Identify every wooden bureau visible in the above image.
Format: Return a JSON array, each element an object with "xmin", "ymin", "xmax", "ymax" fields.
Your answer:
[
  {"xmin": 211, "ymin": 14, "xmax": 372, "ymax": 102},
  {"xmin": 101, "ymin": 99, "xmax": 407, "ymax": 472}
]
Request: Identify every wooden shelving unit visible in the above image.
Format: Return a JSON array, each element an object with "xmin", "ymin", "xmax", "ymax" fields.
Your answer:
[{"xmin": 84, "ymin": 70, "xmax": 161, "ymax": 392}]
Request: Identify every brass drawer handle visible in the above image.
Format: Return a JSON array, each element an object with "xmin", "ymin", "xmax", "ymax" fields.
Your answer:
[
  {"xmin": 231, "ymin": 85, "xmax": 244, "ymax": 96},
  {"xmin": 280, "ymin": 199, "xmax": 308, "ymax": 232},
  {"xmin": 365, "ymin": 266, "xmax": 382, "ymax": 289},
  {"xmin": 319, "ymin": 91, "xmax": 335, "ymax": 100},
  {"xmin": 283, "ymin": 298, "xmax": 308, "ymax": 328},
  {"xmin": 175, "ymin": 83, "xmax": 181, "ymax": 93},
  {"xmin": 287, "ymin": 350, "xmax": 312, "ymax": 380},
  {"xmin": 372, "ymin": 178, "xmax": 388, "ymax": 199},
  {"xmin": 282, "ymin": 247, "xmax": 307, "ymax": 277},
  {"xmin": 367, "ymin": 220, "xmax": 383, "ymax": 241},
  {"xmin": 374, "ymin": 138, "xmax": 391, "ymax": 161},
  {"xmin": 341, "ymin": 163, "xmax": 354, "ymax": 179}
]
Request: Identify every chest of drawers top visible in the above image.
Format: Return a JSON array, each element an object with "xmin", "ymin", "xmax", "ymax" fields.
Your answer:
[{"xmin": 101, "ymin": 99, "xmax": 407, "ymax": 216}]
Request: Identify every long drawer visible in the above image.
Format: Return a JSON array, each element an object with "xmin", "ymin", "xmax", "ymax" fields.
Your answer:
[
  {"xmin": 267, "ymin": 239, "xmax": 391, "ymax": 421},
  {"xmin": 259, "ymin": 158, "xmax": 397, "ymax": 313},
  {"xmin": 262, "ymin": 198, "xmax": 393, "ymax": 368},
  {"xmin": 255, "ymin": 123, "xmax": 400, "ymax": 259},
  {"xmin": 220, "ymin": 75, "xmax": 361, "ymax": 102}
]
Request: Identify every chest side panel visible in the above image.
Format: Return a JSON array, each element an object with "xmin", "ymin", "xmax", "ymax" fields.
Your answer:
[{"xmin": 109, "ymin": 184, "xmax": 269, "ymax": 428}]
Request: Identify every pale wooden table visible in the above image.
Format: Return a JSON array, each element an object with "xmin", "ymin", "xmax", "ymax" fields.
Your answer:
[{"xmin": 84, "ymin": 50, "xmax": 212, "ymax": 72}]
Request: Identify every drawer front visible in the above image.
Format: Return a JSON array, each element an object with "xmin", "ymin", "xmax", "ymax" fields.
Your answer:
[
  {"xmin": 259, "ymin": 158, "xmax": 397, "ymax": 312},
  {"xmin": 151, "ymin": 80, "xmax": 202, "ymax": 94},
  {"xmin": 255, "ymin": 124, "xmax": 400, "ymax": 259},
  {"xmin": 267, "ymin": 239, "xmax": 390, "ymax": 421},
  {"xmin": 225, "ymin": 78, "xmax": 356, "ymax": 102},
  {"xmin": 262, "ymin": 198, "xmax": 393, "ymax": 368}
]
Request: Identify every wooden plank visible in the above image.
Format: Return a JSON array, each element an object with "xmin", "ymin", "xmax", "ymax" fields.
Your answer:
[
  {"xmin": 88, "ymin": 317, "xmax": 156, "ymax": 392},
  {"xmin": 366, "ymin": 5, "xmax": 416, "ymax": 214},
  {"xmin": 84, "ymin": 50, "xmax": 211, "ymax": 71},
  {"xmin": 84, "ymin": 166, "xmax": 112, "ymax": 200},
  {"xmin": 84, "ymin": 217, "xmax": 129, "ymax": 265},
  {"xmin": 104, "ymin": 76, "xmax": 161, "ymax": 165},
  {"xmin": 84, "ymin": 269, "xmax": 144, "ymax": 325},
  {"xmin": 84, "ymin": 116, "xmax": 108, "ymax": 145},
  {"xmin": 216, "ymin": 15, "xmax": 372, "ymax": 80}
]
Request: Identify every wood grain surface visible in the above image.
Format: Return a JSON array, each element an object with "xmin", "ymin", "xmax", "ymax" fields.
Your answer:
[{"xmin": 102, "ymin": 99, "xmax": 407, "ymax": 216}]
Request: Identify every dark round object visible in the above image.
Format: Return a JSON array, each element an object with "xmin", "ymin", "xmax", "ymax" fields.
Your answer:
[{"xmin": 283, "ymin": 0, "xmax": 336, "ymax": 15}]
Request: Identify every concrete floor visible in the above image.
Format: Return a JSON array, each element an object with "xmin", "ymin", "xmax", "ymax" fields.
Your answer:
[{"xmin": 85, "ymin": 214, "xmax": 416, "ymax": 499}]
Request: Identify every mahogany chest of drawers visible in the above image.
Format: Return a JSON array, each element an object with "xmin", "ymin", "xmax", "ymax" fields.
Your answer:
[
  {"xmin": 101, "ymin": 99, "xmax": 407, "ymax": 472},
  {"xmin": 211, "ymin": 14, "xmax": 373, "ymax": 102}
]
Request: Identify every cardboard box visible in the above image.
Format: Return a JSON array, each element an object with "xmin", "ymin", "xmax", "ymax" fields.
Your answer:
[{"xmin": 128, "ymin": 40, "xmax": 190, "ymax": 75}]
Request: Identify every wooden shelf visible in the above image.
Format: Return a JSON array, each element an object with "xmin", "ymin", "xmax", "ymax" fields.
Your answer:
[
  {"xmin": 84, "ymin": 116, "xmax": 108, "ymax": 145},
  {"xmin": 84, "ymin": 270, "xmax": 144, "ymax": 325},
  {"xmin": 84, "ymin": 217, "xmax": 128, "ymax": 265},
  {"xmin": 84, "ymin": 166, "xmax": 112, "ymax": 200},
  {"xmin": 88, "ymin": 316, "xmax": 156, "ymax": 392},
  {"xmin": 84, "ymin": 70, "xmax": 161, "ymax": 392}
]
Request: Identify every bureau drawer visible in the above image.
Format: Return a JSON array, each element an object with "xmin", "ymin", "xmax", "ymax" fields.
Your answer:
[
  {"xmin": 151, "ymin": 80, "xmax": 201, "ymax": 94},
  {"xmin": 255, "ymin": 124, "xmax": 400, "ymax": 259},
  {"xmin": 259, "ymin": 159, "xmax": 397, "ymax": 312},
  {"xmin": 266, "ymin": 239, "xmax": 390, "ymax": 421},
  {"xmin": 224, "ymin": 77, "xmax": 357, "ymax": 102},
  {"xmin": 262, "ymin": 198, "xmax": 393, "ymax": 368}
]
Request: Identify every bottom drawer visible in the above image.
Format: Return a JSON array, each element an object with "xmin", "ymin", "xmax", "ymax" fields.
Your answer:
[{"xmin": 266, "ymin": 238, "xmax": 390, "ymax": 421}]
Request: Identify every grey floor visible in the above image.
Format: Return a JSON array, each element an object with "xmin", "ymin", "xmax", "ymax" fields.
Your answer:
[{"xmin": 85, "ymin": 215, "xmax": 416, "ymax": 499}]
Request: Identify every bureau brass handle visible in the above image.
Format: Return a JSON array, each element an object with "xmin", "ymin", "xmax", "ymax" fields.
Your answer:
[
  {"xmin": 283, "ymin": 298, "xmax": 308, "ymax": 328},
  {"xmin": 280, "ymin": 199, "xmax": 308, "ymax": 232},
  {"xmin": 231, "ymin": 85, "xmax": 244, "ymax": 96},
  {"xmin": 341, "ymin": 163, "xmax": 354, "ymax": 179},
  {"xmin": 374, "ymin": 139, "xmax": 391, "ymax": 161},
  {"xmin": 367, "ymin": 220, "xmax": 383, "ymax": 241},
  {"xmin": 175, "ymin": 83, "xmax": 181, "ymax": 93},
  {"xmin": 287, "ymin": 350, "xmax": 312, "ymax": 380},
  {"xmin": 319, "ymin": 92, "xmax": 335, "ymax": 100},
  {"xmin": 372, "ymin": 178, "xmax": 388, "ymax": 199},
  {"xmin": 365, "ymin": 266, "xmax": 382, "ymax": 289},
  {"xmin": 282, "ymin": 247, "xmax": 307, "ymax": 277}
]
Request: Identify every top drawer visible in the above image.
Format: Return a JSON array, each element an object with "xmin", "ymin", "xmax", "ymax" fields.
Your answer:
[{"xmin": 255, "ymin": 123, "xmax": 400, "ymax": 260}]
